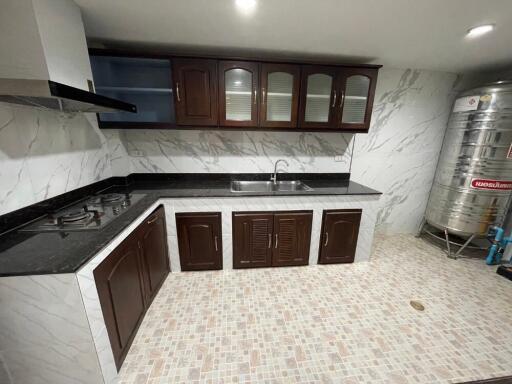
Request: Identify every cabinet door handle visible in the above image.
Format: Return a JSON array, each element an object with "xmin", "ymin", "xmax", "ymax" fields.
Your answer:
[
  {"xmin": 262, "ymin": 87, "xmax": 266, "ymax": 104},
  {"xmin": 339, "ymin": 91, "xmax": 345, "ymax": 119},
  {"xmin": 332, "ymin": 90, "xmax": 337, "ymax": 108},
  {"xmin": 147, "ymin": 215, "xmax": 158, "ymax": 224},
  {"xmin": 176, "ymin": 82, "xmax": 181, "ymax": 102},
  {"xmin": 214, "ymin": 236, "xmax": 218, "ymax": 252},
  {"xmin": 254, "ymin": 89, "xmax": 257, "ymax": 105},
  {"xmin": 275, "ymin": 233, "xmax": 278, "ymax": 248},
  {"xmin": 324, "ymin": 232, "xmax": 329, "ymax": 247},
  {"xmin": 268, "ymin": 233, "xmax": 271, "ymax": 248}
]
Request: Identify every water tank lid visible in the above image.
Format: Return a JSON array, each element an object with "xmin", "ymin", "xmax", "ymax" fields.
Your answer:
[{"xmin": 460, "ymin": 80, "xmax": 512, "ymax": 96}]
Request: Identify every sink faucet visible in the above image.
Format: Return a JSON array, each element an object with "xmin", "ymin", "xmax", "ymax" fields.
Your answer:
[{"xmin": 271, "ymin": 159, "xmax": 289, "ymax": 183}]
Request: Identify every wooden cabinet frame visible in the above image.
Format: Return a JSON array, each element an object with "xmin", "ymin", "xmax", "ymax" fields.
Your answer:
[{"xmin": 90, "ymin": 48, "xmax": 380, "ymax": 132}]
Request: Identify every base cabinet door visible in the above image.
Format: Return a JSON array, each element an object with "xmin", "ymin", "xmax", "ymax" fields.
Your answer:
[
  {"xmin": 318, "ymin": 209, "xmax": 362, "ymax": 264},
  {"xmin": 176, "ymin": 212, "xmax": 222, "ymax": 271},
  {"xmin": 233, "ymin": 213, "xmax": 273, "ymax": 268},
  {"xmin": 273, "ymin": 212, "xmax": 312, "ymax": 267},
  {"xmin": 94, "ymin": 235, "xmax": 146, "ymax": 370},
  {"xmin": 139, "ymin": 206, "xmax": 170, "ymax": 304}
]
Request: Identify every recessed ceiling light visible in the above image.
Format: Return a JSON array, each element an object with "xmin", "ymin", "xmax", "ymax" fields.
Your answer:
[
  {"xmin": 235, "ymin": 0, "xmax": 257, "ymax": 14},
  {"xmin": 466, "ymin": 24, "xmax": 495, "ymax": 38}
]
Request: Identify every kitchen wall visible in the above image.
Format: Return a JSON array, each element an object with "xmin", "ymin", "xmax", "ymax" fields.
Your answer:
[
  {"xmin": 351, "ymin": 68, "xmax": 460, "ymax": 233},
  {"xmin": 0, "ymin": 67, "xmax": 461, "ymax": 234},
  {"xmin": 106, "ymin": 68, "xmax": 461, "ymax": 233},
  {"xmin": 105, "ymin": 129, "xmax": 354, "ymax": 175},
  {"xmin": 0, "ymin": 105, "xmax": 112, "ymax": 215}
]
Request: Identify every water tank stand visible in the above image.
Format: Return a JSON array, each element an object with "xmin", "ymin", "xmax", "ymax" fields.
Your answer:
[{"xmin": 417, "ymin": 219, "xmax": 487, "ymax": 259}]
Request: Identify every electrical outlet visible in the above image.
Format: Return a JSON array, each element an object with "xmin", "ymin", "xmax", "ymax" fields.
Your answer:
[
  {"xmin": 334, "ymin": 155, "xmax": 344, "ymax": 162},
  {"xmin": 130, "ymin": 150, "xmax": 145, "ymax": 157}
]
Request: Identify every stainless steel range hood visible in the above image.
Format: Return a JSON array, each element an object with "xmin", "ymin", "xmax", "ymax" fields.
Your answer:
[
  {"xmin": 0, "ymin": 79, "xmax": 137, "ymax": 113},
  {"xmin": 0, "ymin": 0, "xmax": 136, "ymax": 114}
]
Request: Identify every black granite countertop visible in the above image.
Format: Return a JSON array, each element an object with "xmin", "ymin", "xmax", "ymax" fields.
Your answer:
[{"xmin": 0, "ymin": 173, "xmax": 380, "ymax": 277}]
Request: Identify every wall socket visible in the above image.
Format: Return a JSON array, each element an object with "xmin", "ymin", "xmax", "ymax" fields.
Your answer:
[
  {"xmin": 130, "ymin": 150, "xmax": 145, "ymax": 157},
  {"xmin": 334, "ymin": 155, "xmax": 344, "ymax": 162}
]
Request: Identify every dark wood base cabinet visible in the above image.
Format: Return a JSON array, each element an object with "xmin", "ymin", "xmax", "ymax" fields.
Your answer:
[
  {"xmin": 233, "ymin": 211, "xmax": 312, "ymax": 268},
  {"xmin": 94, "ymin": 206, "xmax": 170, "ymax": 370},
  {"xmin": 176, "ymin": 212, "xmax": 223, "ymax": 271},
  {"xmin": 318, "ymin": 209, "xmax": 362, "ymax": 264}
]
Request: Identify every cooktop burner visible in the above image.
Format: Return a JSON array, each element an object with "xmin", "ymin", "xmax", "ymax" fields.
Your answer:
[
  {"xmin": 59, "ymin": 210, "xmax": 95, "ymax": 225},
  {"xmin": 20, "ymin": 192, "xmax": 146, "ymax": 232}
]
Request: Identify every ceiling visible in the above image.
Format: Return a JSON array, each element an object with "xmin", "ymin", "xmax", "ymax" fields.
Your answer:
[{"xmin": 75, "ymin": 0, "xmax": 512, "ymax": 73}]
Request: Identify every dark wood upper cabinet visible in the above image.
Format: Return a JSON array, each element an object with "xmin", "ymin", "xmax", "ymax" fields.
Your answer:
[
  {"xmin": 273, "ymin": 212, "xmax": 312, "ymax": 267},
  {"xmin": 176, "ymin": 212, "xmax": 223, "ymax": 271},
  {"xmin": 138, "ymin": 206, "xmax": 170, "ymax": 304},
  {"xmin": 90, "ymin": 49, "xmax": 380, "ymax": 132},
  {"xmin": 89, "ymin": 54, "xmax": 175, "ymax": 129},
  {"xmin": 173, "ymin": 58, "xmax": 218, "ymax": 126},
  {"xmin": 232, "ymin": 212, "xmax": 273, "ymax": 268},
  {"xmin": 218, "ymin": 61, "xmax": 260, "ymax": 127},
  {"xmin": 318, "ymin": 209, "xmax": 362, "ymax": 264},
  {"xmin": 259, "ymin": 63, "xmax": 301, "ymax": 128},
  {"xmin": 94, "ymin": 234, "xmax": 146, "ymax": 370},
  {"xmin": 337, "ymin": 67, "xmax": 378, "ymax": 131},
  {"xmin": 298, "ymin": 65, "xmax": 339, "ymax": 129},
  {"xmin": 299, "ymin": 65, "xmax": 378, "ymax": 132}
]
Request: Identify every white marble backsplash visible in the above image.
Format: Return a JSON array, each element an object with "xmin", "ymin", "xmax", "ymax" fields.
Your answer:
[
  {"xmin": 0, "ymin": 104, "xmax": 112, "ymax": 216},
  {"xmin": 0, "ymin": 67, "xmax": 465, "ymax": 233},
  {"xmin": 105, "ymin": 129, "xmax": 354, "ymax": 175}
]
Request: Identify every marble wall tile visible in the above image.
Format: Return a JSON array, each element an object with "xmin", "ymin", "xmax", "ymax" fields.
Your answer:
[
  {"xmin": 0, "ymin": 104, "xmax": 113, "ymax": 215},
  {"xmin": 0, "ymin": 274, "xmax": 103, "ymax": 384},
  {"xmin": 351, "ymin": 68, "xmax": 460, "ymax": 233},
  {"xmin": 107, "ymin": 129, "xmax": 354, "ymax": 174},
  {"xmin": 0, "ymin": 107, "xmax": 35, "ymax": 214}
]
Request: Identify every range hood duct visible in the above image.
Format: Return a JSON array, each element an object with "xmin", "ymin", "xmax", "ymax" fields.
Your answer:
[
  {"xmin": 0, "ymin": 79, "xmax": 136, "ymax": 113},
  {"xmin": 0, "ymin": 0, "xmax": 136, "ymax": 114}
]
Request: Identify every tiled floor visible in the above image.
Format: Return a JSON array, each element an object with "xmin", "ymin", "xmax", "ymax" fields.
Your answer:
[{"xmin": 119, "ymin": 234, "xmax": 512, "ymax": 384}]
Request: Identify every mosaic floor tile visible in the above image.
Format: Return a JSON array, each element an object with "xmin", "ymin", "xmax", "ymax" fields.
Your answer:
[{"xmin": 119, "ymin": 234, "xmax": 512, "ymax": 383}]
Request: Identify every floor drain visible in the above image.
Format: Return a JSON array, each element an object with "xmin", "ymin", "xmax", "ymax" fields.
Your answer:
[{"xmin": 410, "ymin": 300, "xmax": 425, "ymax": 311}]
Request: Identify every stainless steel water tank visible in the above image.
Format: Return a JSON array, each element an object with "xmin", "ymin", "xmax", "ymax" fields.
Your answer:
[{"xmin": 425, "ymin": 81, "xmax": 512, "ymax": 237}]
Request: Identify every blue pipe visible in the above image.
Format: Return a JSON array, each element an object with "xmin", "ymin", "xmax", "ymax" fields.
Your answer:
[{"xmin": 486, "ymin": 226, "xmax": 512, "ymax": 265}]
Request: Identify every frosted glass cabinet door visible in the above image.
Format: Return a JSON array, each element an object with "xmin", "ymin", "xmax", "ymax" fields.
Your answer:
[
  {"xmin": 339, "ymin": 68, "xmax": 378, "ymax": 130},
  {"xmin": 342, "ymin": 75, "xmax": 370, "ymax": 124},
  {"xmin": 219, "ymin": 61, "xmax": 259, "ymax": 127},
  {"xmin": 299, "ymin": 66, "xmax": 338, "ymax": 128},
  {"xmin": 260, "ymin": 64, "xmax": 300, "ymax": 128}
]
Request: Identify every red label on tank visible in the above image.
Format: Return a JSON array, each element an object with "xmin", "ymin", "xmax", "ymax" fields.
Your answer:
[{"xmin": 471, "ymin": 179, "xmax": 512, "ymax": 190}]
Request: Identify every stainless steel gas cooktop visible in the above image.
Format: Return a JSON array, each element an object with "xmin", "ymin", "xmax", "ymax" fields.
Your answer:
[{"xmin": 20, "ymin": 193, "xmax": 146, "ymax": 232}]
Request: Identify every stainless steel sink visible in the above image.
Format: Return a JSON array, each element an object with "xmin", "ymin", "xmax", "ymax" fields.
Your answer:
[{"xmin": 231, "ymin": 180, "xmax": 313, "ymax": 193}]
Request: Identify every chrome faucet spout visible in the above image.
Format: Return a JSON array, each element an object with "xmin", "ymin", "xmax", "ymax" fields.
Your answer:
[{"xmin": 271, "ymin": 159, "xmax": 289, "ymax": 183}]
